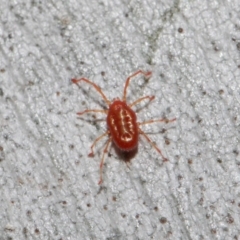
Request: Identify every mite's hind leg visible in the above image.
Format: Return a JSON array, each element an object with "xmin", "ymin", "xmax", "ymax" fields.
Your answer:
[
  {"xmin": 98, "ymin": 137, "xmax": 112, "ymax": 185},
  {"xmin": 138, "ymin": 128, "xmax": 168, "ymax": 162},
  {"xmin": 88, "ymin": 131, "xmax": 110, "ymax": 157}
]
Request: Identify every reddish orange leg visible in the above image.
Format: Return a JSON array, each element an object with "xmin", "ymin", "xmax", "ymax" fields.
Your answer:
[
  {"xmin": 138, "ymin": 128, "xmax": 168, "ymax": 162},
  {"xmin": 98, "ymin": 137, "xmax": 112, "ymax": 185},
  {"xmin": 129, "ymin": 95, "xmax": 155, "ymax": 108},
  {"xmin": 123, "ymin": 70, "xmax": 152, "ymax": 102},
  {"xmin": 77, "ymin": 109, "xmax": 108, "ymax": 115},
  {"xmin": 88, "ymin": 131, "xmax": 110, "ymax": 157},
  {"xmin": 139, "ymin": 118, "xmax": 176, "ymax": 126},
  {"xmin": 72, "ymin": 78, "xmax": 111, "ymax": 106}
]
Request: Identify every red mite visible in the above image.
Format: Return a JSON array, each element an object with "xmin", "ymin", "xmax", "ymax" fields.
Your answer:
[{"xmin": 72, "ymin": 70, "xmax": 176, "ymax": 184}]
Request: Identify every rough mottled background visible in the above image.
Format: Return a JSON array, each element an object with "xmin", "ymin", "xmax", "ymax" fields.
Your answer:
[{"xmin": 0, "ymin": 0, "xmax": 240, "ymax": 239}]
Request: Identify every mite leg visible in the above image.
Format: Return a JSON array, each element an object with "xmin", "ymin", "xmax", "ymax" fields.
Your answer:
[
  {"xmin": 138, "ymin": 128, "xmax": 168, "ymax": 162},
  {"xmin": 123, "ymin": 70, "xmax": 152, "ymax": 102},
  {"xmin": 77, "ymin": 109, "xmax": 108, "ymax": 116},
  {"xmin": 138, "ymin": 118, "xmax": 176, "ymax": 126},
  {"xmin": 72, "ymin": 78, "xmax": 110, "ymax": 105},
  {"xmin": 88, "ymin": 131, "xmax": 110, "ymax": 157},
  {"xmin": 129, "ymin": 95, "xmax": 155, "ymax": 108},
  {"xmin": 98, "ymin": 137, "xmax": 112, "ymax": 185}
]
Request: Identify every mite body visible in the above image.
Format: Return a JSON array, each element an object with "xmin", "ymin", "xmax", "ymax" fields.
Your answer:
[
  {"xmin": 107, "ymin": 100, "xmax": 138, "ymax": 151},
  {"xmin": 72, "ymin": 70, "xmax": 176, "ymax": 184}
]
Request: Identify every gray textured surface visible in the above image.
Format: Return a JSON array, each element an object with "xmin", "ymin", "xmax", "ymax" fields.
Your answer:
[{"xmin": 0, "ymin": 0, "xmax": 240, "ymax": 239}]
